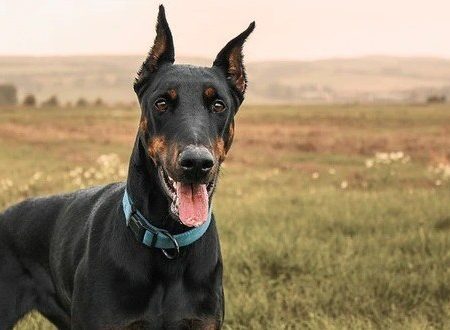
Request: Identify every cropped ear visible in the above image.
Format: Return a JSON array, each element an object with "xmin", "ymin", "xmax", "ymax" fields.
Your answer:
[
  {"xmin": 213, "ymin": 22, "xmax": 255, "ymax": 101},
  {"xmin": 134, "ymin": 5, "xmax": 175, "ymax": 94}
]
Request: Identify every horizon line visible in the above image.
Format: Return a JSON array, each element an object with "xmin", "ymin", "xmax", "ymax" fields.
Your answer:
[{"xmin": 1, "ymin": 53, "xmax": 450, "ymax": 63}]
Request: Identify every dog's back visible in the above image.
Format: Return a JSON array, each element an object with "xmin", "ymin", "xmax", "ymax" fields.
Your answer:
[{"xmin": 1, "ymin": 183, "xmax": 123, "ymax": 262}]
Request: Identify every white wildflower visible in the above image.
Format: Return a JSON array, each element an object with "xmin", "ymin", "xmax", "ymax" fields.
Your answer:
[
  {"xmin": 118, "ymin": 167, "xmax": 127, "ymax": 178},
  {"xmin": 32, "ymin": 171, "xmax": 43, "ymax": 181},
  {"xmin": 375, "ymin": 152, "xmax": 390, "ymax": 163},
  {"xmin": 428, "ymin": 162, "xmax": 450, "ymax": 181},
  {"xmin": 365, "ymin": 159, "xmax": 374, "ymax": 168},
  {"xmin": 401, "ymin": 156, "xmax": 411, "ymax": 164},
  {"xmin": 69, "ymin": 167, "xmax": 83, "ymax": 178}
]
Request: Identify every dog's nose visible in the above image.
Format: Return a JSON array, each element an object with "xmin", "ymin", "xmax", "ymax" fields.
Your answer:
[{"xmin": 178, "ymin": 146, "xmax": 214, "ymax": 181}]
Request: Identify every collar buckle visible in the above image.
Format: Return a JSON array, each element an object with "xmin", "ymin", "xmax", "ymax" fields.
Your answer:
[
  {"xmin": 128, "ymin": 206, "xmax": 180, "ymax": 259},
  {"xmin": 158, "ymin": 229, "xmax": 180, "ymax": 259},
  {"xmin": 128, "ymin": 208, "xmax": 146, "ymax": 243}
]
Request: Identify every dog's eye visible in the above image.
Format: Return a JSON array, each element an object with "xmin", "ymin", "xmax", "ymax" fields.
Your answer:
[
  {"xmin": 211, "ymin": 100, "xmax": 226, "ymax": 113},
  {"xmin": 154, "ymin": 98, "xmax": 168, "ymax": 112}
]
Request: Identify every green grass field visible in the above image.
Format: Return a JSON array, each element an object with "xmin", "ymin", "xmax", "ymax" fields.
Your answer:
[{"xmin": 1, "ymin": 104, "xmax": 449, "ymax": 329}]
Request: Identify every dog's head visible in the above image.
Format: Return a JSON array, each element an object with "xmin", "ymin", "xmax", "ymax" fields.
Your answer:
[{"xmin": 134, "ymin": 5, "xmax": 254, "ymax": 228}]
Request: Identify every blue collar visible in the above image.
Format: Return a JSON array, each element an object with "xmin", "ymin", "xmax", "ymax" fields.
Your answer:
[{"xmin": 122, "ymin": 189, "xmax": 212, "ymax": 253}]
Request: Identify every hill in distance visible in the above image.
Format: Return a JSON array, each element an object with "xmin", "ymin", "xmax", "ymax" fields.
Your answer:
[{"xmin": 1, "ymin": 55, "xmax": 450, "ymax": 104}]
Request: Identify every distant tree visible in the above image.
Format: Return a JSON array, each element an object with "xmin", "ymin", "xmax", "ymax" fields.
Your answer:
[
  {"xmin": 42, "ymin": 95, "xmax": 59, "ymax": 107},
  {"xmin": 0, "ymin": 84, "xmax": 18, "ymax": 106},
  {"xmin": 426, "ymin": 95, "xmax": 446, "ymax": 104},
  {"xmin": 76, "ymin": 98, "xmax": 88, "ymax": 107},
  {"xmin": 23, "ymin": 94, "xmax": 37, "ymax": 107},
  {"xmin": 94, "ymin": 98, "xmax": 104, "ymax": 107}
]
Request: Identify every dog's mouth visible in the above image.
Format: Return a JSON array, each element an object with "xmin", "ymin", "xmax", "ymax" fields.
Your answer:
[{"xmin": 158, "ymin": 166, "xmax": 216, "ymax": 227}]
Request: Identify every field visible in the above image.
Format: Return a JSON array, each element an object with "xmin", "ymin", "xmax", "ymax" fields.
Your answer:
[{"xmin": 0, "ymin": 104, "xmax": 449, "ymax": 329}]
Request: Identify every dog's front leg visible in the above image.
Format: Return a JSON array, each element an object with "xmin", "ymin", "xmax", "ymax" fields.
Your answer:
[{"xmin": 183, "ymin": 319, "xmax": 222, "ymax": 330}]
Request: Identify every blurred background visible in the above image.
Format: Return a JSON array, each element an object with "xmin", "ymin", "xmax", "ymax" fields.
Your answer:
[
  {"xmin": 1, "ymin": 1, "xmax": 449, "ymax": 329},
  {"xmin": 2, "ymin": 0, "xmax": 450, "ymax": 105}
]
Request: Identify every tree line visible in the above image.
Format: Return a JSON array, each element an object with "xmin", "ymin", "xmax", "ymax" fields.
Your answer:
[{"xmin": 0, "ymin": 84, "xmax": 106, "ymax": 108}]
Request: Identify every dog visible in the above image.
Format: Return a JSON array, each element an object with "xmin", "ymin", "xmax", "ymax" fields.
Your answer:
[{"xmin": 0, "ymin": 5, "xmax": 254, "ymax": 329}]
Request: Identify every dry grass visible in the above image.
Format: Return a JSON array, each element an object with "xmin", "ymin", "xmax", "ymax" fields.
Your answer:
[{"xmin": 0, "ymin": 103, "xmax": 449, "ymax": 329}]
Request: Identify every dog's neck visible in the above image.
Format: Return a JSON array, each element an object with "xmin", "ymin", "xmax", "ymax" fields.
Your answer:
[{"xmin": 125, "ymin": 134, "xmax": 186, "ymax": 234}]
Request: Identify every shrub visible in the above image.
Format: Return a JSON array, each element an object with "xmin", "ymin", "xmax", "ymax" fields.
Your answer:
[
  {"xmin": 23, "ymin": 94, "xmax": 37, "ymax": 107},
  {"xmin": 41, "ymin": 95, "xmax": 59, "ymax": 107},
  {"xmin": 426, "ymin": 95, "xmax": 446, "ymax": 104},
  {"xmin": 76, "ymin": 98, "xmax": 88, "ymax": 107},
  {"xmin": 0, "ymin": 84, "xmax": 18, "ymax": 106},
  {"xmin": 94, "ymin": 98, "xmax": 104, "ymax": 107}
]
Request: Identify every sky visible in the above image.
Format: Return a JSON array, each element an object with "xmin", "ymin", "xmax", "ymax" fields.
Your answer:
[{"xmin": 1, "ymin": 0, "xmax": 450, "ymax": 61}]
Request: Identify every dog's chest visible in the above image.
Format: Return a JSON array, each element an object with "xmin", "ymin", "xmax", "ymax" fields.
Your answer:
[
  {"xmin": 120, "ymin": 282, "xmax": 220, "ymax": 328},
  {"xmin": 114, "ymin": 260, "xmax": 223, "ymax": 327}
]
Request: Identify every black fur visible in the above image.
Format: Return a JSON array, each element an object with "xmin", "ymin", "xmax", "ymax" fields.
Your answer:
[{"xmin": 0, "ymin": 5, "xmax": 254, "ymax": 329}]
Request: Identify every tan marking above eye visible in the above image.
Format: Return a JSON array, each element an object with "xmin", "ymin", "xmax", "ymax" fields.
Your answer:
[
  {"xmin": 204, "ymin": 87, "xmax": 217, "ymax": 99},
  {"xmin": 167, "ymin": 89, "xmax": 177, "ymax": 100}
]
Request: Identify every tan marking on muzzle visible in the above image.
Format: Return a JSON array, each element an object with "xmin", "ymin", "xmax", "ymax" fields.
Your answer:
[
  {"xmin": 214, "ymin": 138, "xmax": 226, "ymax": 163},
  {"xmin": 169, "ymin": 143, "xmax": 179, "ymax": 172},
  {"xmin": 139, "ymin": 116, "xmax": 148, "ymax": 133},
  {"xmin": 147, "ymin": 136, "xmax": 167, "ymax": 162},
  {"xmin": 224, "ymin": 123, "xmax": 234, "ymax": 153}
]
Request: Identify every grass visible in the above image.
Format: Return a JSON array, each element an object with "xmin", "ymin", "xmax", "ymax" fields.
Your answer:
[{"xmin": 1, "ymin": 104, "xmax": 449, "ymax": 329}]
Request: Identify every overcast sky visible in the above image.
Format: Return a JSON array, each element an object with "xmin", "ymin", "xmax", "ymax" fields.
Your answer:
[{"xmin": 1, "ymin": 0, "xmax": 450, "ymax": 61}]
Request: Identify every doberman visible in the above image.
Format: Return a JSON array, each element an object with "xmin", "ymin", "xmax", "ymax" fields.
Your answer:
[{"xmin": 0, "ymin": 5, "xmax": 254, "ymax": 329}]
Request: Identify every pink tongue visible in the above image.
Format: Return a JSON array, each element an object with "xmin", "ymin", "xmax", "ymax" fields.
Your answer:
[{"xmin": 177, "ymin": 183, "xmax": 209, "ymax": 227}]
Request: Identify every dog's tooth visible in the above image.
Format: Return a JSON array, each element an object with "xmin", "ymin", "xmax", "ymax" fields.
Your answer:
[{"xmin": 170, "ymin": 200, "xmax": 179, "ymax": 216}]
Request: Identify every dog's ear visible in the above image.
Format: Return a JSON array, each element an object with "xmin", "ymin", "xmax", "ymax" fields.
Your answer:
[
  {"xmin": 213, "ymin": 22, "xmax": 255, "ymax": 102},
  {"xmin": 134, "ymin": 5, "xmax": 175, "ymax": 94}
]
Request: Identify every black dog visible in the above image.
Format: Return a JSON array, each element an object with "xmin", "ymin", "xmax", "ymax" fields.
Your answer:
[{"xmin": 0, "ymin": 5, "xmax": 254, "ymax": 329}]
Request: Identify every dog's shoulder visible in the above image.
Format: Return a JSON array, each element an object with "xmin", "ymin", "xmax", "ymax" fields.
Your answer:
[
  {"xmin": 59, "ymin": 182, "xmax": 126, "ymax": 223},
  {"xmin": 63, "ymin": 181, "xmax": 125, "ymax": 209},
  {"xmin": 0, "ymin": 182, "xmax": 125, "ymax": 236},
  {"xmin": 2, "ymin": 182, "xmax": 124, "ymax": 215}
]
